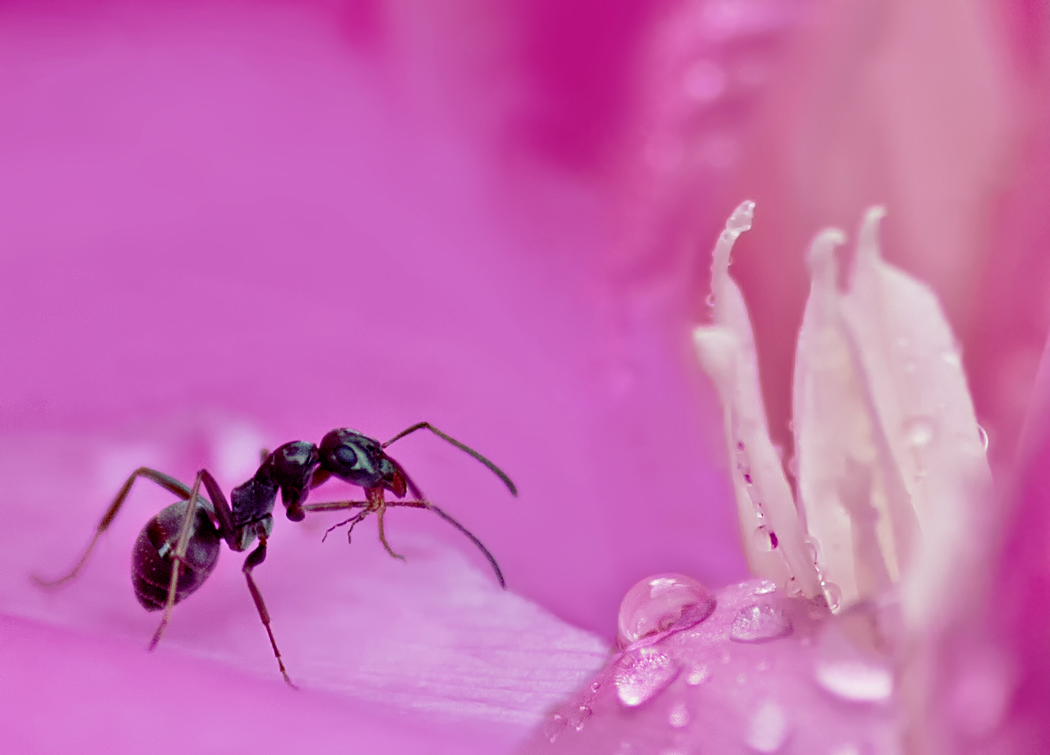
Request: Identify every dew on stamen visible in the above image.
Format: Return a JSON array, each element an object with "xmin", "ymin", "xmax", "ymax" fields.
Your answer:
[
  {"xmin": 617, "ymin": 573, "xmax": 716, "ymax": 648},
  {"xmin": 822, "ymin": 581, "xmax": 842, "ymax": 611}
]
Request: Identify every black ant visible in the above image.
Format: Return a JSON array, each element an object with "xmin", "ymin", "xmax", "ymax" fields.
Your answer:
[{"xmin": 34, "ymin": 422, "xmax": 517, "ymax": 688}]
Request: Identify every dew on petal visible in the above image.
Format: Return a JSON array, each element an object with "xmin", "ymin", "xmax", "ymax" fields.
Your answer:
[
  {"xmin": 543, "ymin": 713, "xmax": 567, "ymax": 743},
  {"xmin": 686, "ymin": 663, "xmax": 711, "ymax": 685},
  {"xmin": 730, "ymin": 604, "xmax": 792, "ymax": 642},
  {"xmin": 568, "ymin": 703, "xmax": 592, "ymax": 732},
  {"xmin": 745, "ymin": 699, "xmax": 790, "ymax": 753},
  {"xmin": 753, "ymin": 579, "xmax": 778, "ymax": 595},
  {"xmin": 668, "ymin": 701, "xmax": 690, "ymax": 728},
  {"xmin": 617, "ymin": 573, "xmax": 717, "ymax": 647},
  {"xmin": 725, "ymin": 200, "xmax": 755, "ymax": 233},
  {"xmin": 814, "ymin": 659, "xmax": 893, "ymax": 703},
  {"xmin": 977, "ymin": 424, "xmax": 989, "ymax": 451},
  {"xmin": 615, "ymin": 647, "xmax": 681, "ymax": 707}
]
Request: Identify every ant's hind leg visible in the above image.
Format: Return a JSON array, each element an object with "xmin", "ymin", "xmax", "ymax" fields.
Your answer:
[
  {"xmin": 148, "ymin": 472, "xmax": 205, "ymax": 651},
  {"xmin": 241, "ymin": 533, "xmax": 295, "ymax": 688},
  {"xmin": 34, "ymin": 467, "xmax": 194, "ymax": 587}
]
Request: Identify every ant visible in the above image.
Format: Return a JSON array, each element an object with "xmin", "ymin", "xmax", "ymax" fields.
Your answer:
[{"xmin": 34, "ymin": 422, "xmax": 517, "ymax": 688}]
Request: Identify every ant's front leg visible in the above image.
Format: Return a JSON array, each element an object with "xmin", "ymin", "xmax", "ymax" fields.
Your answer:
[
  {"xmin": 34, "ymin": 467, "xmax": 194, "ymax": 587},
  {"xmin": 242, "ymin": 531, "xmax": 295, "ymax": 688}
]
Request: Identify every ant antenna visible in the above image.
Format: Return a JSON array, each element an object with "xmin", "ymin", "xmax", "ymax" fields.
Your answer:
[{"xmin": 383, "ymin": 422, "xmax": 518, "ymax": 497}]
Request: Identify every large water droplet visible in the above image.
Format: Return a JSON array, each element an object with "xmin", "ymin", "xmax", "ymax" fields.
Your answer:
[
  {"xmin": 614, "ymin": 647, "xmax": 681, "ymax": 707},
  {"xmin": 905, "ymin": 417, "xmax": 935, "ymax": 447},
  {"xmin": 745, "ymin": 700, "xmax": 790, "ymax": 752},
  {"xmin": 730, "ymin": 604, "xmax": 792, "ymax": 643},
  {"xmin": 617, "ymin": 573, "xmax": 716, "ymax": 648},
  {"xmin": 814, "ymin": 659, "xmax": 892, "ymax": 703},
  {"xmin": 668, "ymin": 701, "xmax": 690, "ymax": 729}
]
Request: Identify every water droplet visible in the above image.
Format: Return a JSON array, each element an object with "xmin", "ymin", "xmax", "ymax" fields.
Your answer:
[
  {"xmin": 978, "ymin": 424, "xmax": 989, "ymax": 451},
  {"xmin": 736, "ymin": 673, "xmax": 748, "ymax": 686},
  {"xmin": 615, "ymin": 647, "xmax": 681, "ymax": 707},
  {"xmin": 683, "ymin": 59, "xmax": 726, "ymax": 102},
  {"xmin": 822, "ymin": 581, "xmax": 842, "ymax": 611},
  {"xmin": 543, "ymin": 713, "xmax": 566, "ymax": 743},
  {"xmin": 757, "ymin": 659, "xmax": 770, "ymax": 672},
  {"xmin": 805, "ymin": 538, "xmax": 822, "ymax": 565},
  {"xmin": 745, "ymin": 700, "xmax": 790, "ymax": 752},
  {"xmin": 785, "ymin": 577, "xmax": 804, "ymax": 597},
  {"xmin": 568, "ymin": 704, "xmax": 592, "ymax": 731},
  {"xmin": 590, "ymin": 680, "xmax": 601, "ymax": 693},
  {"xmin": 686, "ymin": 664, "xmax": 710, "ymax": 685},
  {"xmin": 730, "ymin": 604, "xmax": 792, "ymax": 643},
  {"xmin": 617, "ymin": 573, "xmax": 716, "ymax": 648},
  {"xmin": 668, "ymin": 701, "xmax": 690, "ymax": 728},
  {"xmin": 752, "ymin": 525, "xmax": 777, "ymax": 552},
  {"xmin": 705, "ymin": 293, "xmax": 716, "ymax": 307},
  {"xmin": 904, "ymin": 417, "xmax": 935, "ymax": 447},
  {"xmin": 814, "ymin": 659, "xmax": 893, "ymax": 703},
  {"xmin": 753, "ymin": 580, "xmax": 777, "ymax": 595},
  {"xmin": 941, "ymin": 351, "xmax": 962, "ymax": 367}
]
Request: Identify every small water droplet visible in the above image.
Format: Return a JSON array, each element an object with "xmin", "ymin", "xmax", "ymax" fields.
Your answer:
[
  {"xmin": 615, "ymin": 647, "xmax": 681, "ymax": 707},
  {"xmin": 822, "ymin": 581, "xmax": 842, "ymax": 611},
  {"xmin": 686, "ymin": 664, "xmax": 710, "ymax": 685},
  {"xmin": 757, "ymin": 659, "xmax": 770, "ymax": 672},
  {"xmin": 785, "ymin": 577, "xmax": 804, "ymax": 597},
  {"xmin": 805, "ymin": 538, "xmax": 822, "ymax": 565},
  {"xmin": 977, "ymin": 424, "xmax": 989, "ymax": 452},
  {"xmin": 705, "ymin": 293, "xmax": 716, "ymax": 307},
  {"xmin": 736, "ymin": 673, "xmax": 748, "ymax": 686},
  {"xmin": 752, "ymin": 525, "xmax": 777, "ymax": 552},
  {"xmin": 543, "ymin": 713, "xmax": 566, "ymax": 743},
  {"xmin": 814, "ymin": 659, "xmax": 893, "ymax": 703},
  {"xmin": 745, "ymin": 700, "xmax": 790, "ymax": 752},
  {"xmin": 590, "ymin": 680, "xmax": 601, "ymax": 693},
  {"xmin": 904, "ymin": 417, "xmax": 935, "ymax": 447},
  {"xmin": 941, "ymin": 351, "xmax": 962, "ymax": 367},
  {"xmin": 753, "ymin": 580, "xmax": 777, "ymax": 595},
  {"xmin": 617, "ymin": 573, "xmax": 716, "ymax": 648},
  {"xmin": 568, "ymin": 704, "xmax": 592, "ymax": 731},
  {"xmin": 668, "ymin": 701, "xmax": 690, "ymax": 728},
  {"xmin": 730, "ymin": 604, "xmax": 793, "ymax": 643}
]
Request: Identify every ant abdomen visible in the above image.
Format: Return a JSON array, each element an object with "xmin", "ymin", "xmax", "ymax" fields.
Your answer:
[{"xmin": 132, "ymin": 500, "xmax": 222, "ymax": 611}]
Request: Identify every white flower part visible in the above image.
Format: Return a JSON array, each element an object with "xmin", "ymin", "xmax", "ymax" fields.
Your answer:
[
  {"xmin": 694, "ymin": 201, "xmax": 823, "ymax": 598},
  {"xmin": 834, "ymin": 209, "xmax": 991, "ymax": 627},
  {"xmin": 698, "ymin": 203, "xmax": 990, "ymax": 623}
]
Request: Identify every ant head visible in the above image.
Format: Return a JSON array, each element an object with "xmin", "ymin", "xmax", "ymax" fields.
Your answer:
[
  {"xmin": 268, "ymin": 441, "xmax": 319, "ymax": 521},
  {"xmin": 319, "ymin": 428, "xmax": 408, "ymax": 497}
]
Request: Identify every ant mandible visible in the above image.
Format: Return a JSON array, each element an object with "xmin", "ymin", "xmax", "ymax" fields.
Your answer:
[{"xmin": 34, "ymin": 422, "xmax": 517, "ymax": 688}]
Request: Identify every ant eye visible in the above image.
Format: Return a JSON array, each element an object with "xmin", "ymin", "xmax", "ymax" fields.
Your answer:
[{"xmin": 333, "ymin": 445, "xmax": 362, "ymax": 470}]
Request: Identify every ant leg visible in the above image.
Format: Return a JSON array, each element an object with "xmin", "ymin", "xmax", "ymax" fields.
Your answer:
[
  {"xmin": 241, "ymin": 532, "xmax": 296, "ymax": 688},
  {"xmin": 382, "ymin": 422, "xmax": 517, "ymax": 496},
  {"xmin": 148, "ymin": 473, "xmax": 206, "ymax": 651},
  {"xmin": 375, "ymin": 504, "xmax": 406, "ymax": 562},
  {"xmin": 321, "ymin": 508, "xmax": 370, "ymax": 543},
  {"xmin": 34, "ymin": 467, "xmax": 194, "ymax": 587}
]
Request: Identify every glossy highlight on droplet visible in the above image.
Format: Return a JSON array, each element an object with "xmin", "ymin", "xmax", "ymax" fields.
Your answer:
[
  {"xmin": 730, "ymin": 603, "xmax": 792, "ymax": 643},
  {"xmin": 814, "ymin": 659, "xmax": 893, "ymax": 703},
  {"xmin": 617, "ymin": 573, "xmax": 716, "ymax": 648},
  {"xmin": 614, "ymin": 647, "xmax": 681, "ymax": 707}
]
